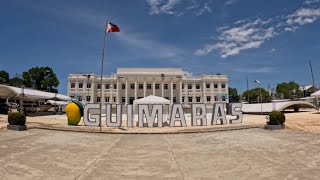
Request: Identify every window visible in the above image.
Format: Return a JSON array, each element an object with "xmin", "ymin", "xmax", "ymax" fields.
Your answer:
[
  {"xmin": 206, "ymin": 83, "xmax": 210, "ymax": 89},
  {"xmin": 182, "ymin": 84, "xmax": 184, "ymax": 89},
  {"xmin": 105, "ymin": 84, "xmax": 110, "ymax": 89},
  {"xmin": 173, "ymin": 97, "xmax": 176, "ymax": 103},
  {"xmin": 78, "ymin": 83, "xmax": 83, "ymax": 89},
  {"xmin": 122, "ymin": 84, "xmax": 126, "ymax": 89},
  {"xmin": 155, "ymin": 84, "xmax": 160, "ymax": 89},
  {"xmin": 147, "ymin": 84, "xmax": 152, "ymax": 89},
  {"xmin": 173, "ymin": 84, "xmax": 176, "ymax": 89},
  {"xmin": 97, "ymin": 84, "xmax": 101, "ymax": 90},
  {"xmin": 86, "ymin": 96, "xmax": 91, "ymax": 102},
  {"xmin": 196, "ymin": 97, "xmax": 201, "ymax": 102},
  {"xmin": 222, "ymin": 96, "xmax": 226, "ymax": 101},
  {"xmin": 139, "ymin": 84, "xmax": 143, "ymax": 89},
  {"xmin": 182, "ymin": 97, "xmax": 185, "ymax": 102},
  {"xmin": 70, "ymin": 83, "xmax": 75, "ymax": 88},
  {"xmin": 70, "ymin": 95, "xmax": 75, "ymax": 98},
  {"xmin": 122, "ymin": 97, "xmax": 126, "ymax": 103},
  {"xmin": 130, "ymin": 84, "xmax": 135, "ymax": 89},
  {"xmin": 113, "ymin": 84, "xmax": 117, "ymax": 89},
  {"xmin": 97, "ymin": 97, "xmax": 101, "ymax": 103},
  {"xmin": 78, "ymin": 96, "xmax": 82, "ymax": 101},
  {"xmin": 214, "ymin": 83, "xmax": 218, "ymax": 89},
  {"xmin": 214, "ymin": 96, "xmax": 218, "ymax": 101},
  {"xmin": 113, "ymin": 97, "xmax": 116, "ymax": 103},
  {"xmin": 221, "ymin": 84, "xmax": 226, "ymax": 89},
  {"xmin": 206, "ymin": 96, "xmax": 211, "ymax": 102},
  {"xmin": 188, "ymin": 84, "xmax": 192, "ymax": 89},
  {"xmin": 196, "ymin": 84, "xmax": 200, "ymax": 89},
  {"xmin": 165, "ymin": 97, "xmax": 169, "ymax": 100},
  {"xmin": 164, "ymin": 84, "xmax": 168, "ymax": 89},
  {"xmin": 188, "ymin": 97, "xmax": 193, "ymax": 102},
  {"xmin": 138, "ymin": 97, "xmax": 143, "ymax": 99},
  {"xmin": 105, "ymin": 97, "xmax": 110, "ymax": 103},
  {"xmin": 87, "ymin": 83, "xmax": 91, "ymax": 89}
]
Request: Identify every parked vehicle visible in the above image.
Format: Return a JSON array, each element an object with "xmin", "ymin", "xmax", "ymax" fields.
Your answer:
[{"xmin": 0, "ymin": 103, "xmax": 9, "ymax": 114}]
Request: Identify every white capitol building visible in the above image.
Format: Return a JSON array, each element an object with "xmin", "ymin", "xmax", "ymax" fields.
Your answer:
[{"xmin": 68, "ymin": 68, "xmax": 229, "ymax": 107}]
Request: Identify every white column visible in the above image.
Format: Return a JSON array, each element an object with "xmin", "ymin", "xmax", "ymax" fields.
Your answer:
[
  {"xmin": 170, "ymin": 80, "xmax": 173, "ymax": 104},
  {"xmin": 101, "ymin": 82, "xmax": 105, "ymax": 107},
  {"xmin": 68, "ymin": 82, "xmax": 71, "ymax": 96},
  {"xmin": 203, "ymin": 82, "xmax": 206, "ymax": 104},
  {"xmin": 162, "ymin": 81, "xmax": 164, "ymax": 97},
  {"xmin": 134, "ymin": 80, "xmax": 137, "ymax": 100},
  {"xmin": 219, "ymin": 81, "xmax": 221, "ymax": 102},
  {"xmin": 153, "ymin": 81, "xmax": 155, "ymax": 96},
  {"xmin": 110, "ymin": 82, "xmax": 113, "ymax": 105},
  {"xmin": 144, "ymin": 81, "xmax": 146, "ymax": 97},
  {"xmin": 179, "ymin": 80, "xmax": 182, "ymax": 103},
  {"xmin": 125, "ymin": 79, "xmax": 128, "ymax": 105},
  {"xmin": 116, "ymin": 80, "xmax": 119, "ymax": 104},
  {"xmin": 211, "ymin": 82, "xmax": 214, "ymax": 102},
  {"xmin": 185, "ymin": 82, "xmax": 188, "ymax": 104},
  {"xmin": 192, "ymin": 82, "xmax": 195, "ymax": 103}
]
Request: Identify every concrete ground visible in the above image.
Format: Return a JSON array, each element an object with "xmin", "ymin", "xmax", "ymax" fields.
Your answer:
[{"xmin": 1, "ymin": 128, "xmax": 320, "ymax": 179}]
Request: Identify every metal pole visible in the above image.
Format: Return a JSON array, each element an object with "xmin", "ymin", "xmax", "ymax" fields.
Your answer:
[
  {"xmin": 99, "ymin": 26, "xmax": 108, "ymax": 131},
  {"xmin": 259, "ymin": 83, "xmax": 262, "ymax": 115}
]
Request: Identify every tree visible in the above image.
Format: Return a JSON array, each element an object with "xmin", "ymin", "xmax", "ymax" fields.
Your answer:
[
  {"xmin": 22, "ymin": 66, "xmax": 59, "ymax": 92},
  {"xmin": 242, "ymin": 88, "xmax": 271, "ymax": 103},
  {"xmin": 9, "ymin": 73, "xmax": 24, "ymax": 87},
  {"xmin": 228, "ymin": 87, "xmax": 240, "ymax": 102},
  {"xmin": 0, "ymin": 70, "xmax": 9, "ymax": 84},
  {"xmin": 276, "ymin": 81, "xmax": 302, "ymax": 99}
]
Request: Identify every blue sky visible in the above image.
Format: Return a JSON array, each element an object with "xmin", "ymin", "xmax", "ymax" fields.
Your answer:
[{"xmin": 1, "ymin": 0, "xmax": 320, "ymax": 95}]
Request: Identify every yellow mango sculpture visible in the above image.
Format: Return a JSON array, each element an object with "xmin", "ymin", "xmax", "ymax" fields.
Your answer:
[{"xmin": 65, "ymin": 101, "xmax": 83, "ymax": 125}]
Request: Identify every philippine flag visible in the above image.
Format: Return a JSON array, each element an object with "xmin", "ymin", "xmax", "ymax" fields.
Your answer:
[{"xmin": 106, "ymin": 22, "xmax": 120, "ymax": 33}]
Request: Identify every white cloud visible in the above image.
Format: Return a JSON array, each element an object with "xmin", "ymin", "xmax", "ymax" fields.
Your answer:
[
  {"xmin": 146, "ymin": 0, "xmax": 213, "ymax": 16},
  {"xmin": 269, "ymin": 48, "xmax": 276, "ymax": 53},
  {"xmin": 194, "ymin": 3, "xmax": 212, "ymax": 16},
  {"xmin": 304, "ymin": 0, "xmax": 320, "ymax": 5},
  {"xmin": 286, "ymin": 8, "xmax": 320, "ymax": 25},
  {"xmin": 146, "ymin": 0, "xmax": 181, "ymax": 15},
  {"xmin": 195, "ymin": 18, "xmax": 276, "ymax": 58},
  {"xmin": 233, "ymin": 67, "xmax": 275, "ymax": 73},
  {"xmin": 224, "ymin": 0, "xmax": 237, "ymax": 7},
  {"xmin": 195, "ymin": 2, "xmax": 320, "ymax": 58},
  {"xmin": 114, "ymin": 31, "xmax": 184, "ymax": 59}
]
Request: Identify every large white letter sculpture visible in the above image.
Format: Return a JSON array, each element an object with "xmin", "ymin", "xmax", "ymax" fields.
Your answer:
[
  {"xmin": 191, "ymin": 104, "xmax": 207, "ymax": 126},
  {"xmin": 83, "ymin": 103, "xmax": 100, "ymax": 126},
  {"xmin": 229, "ymin": 103, "xmax": 243, "ymax": 124},
  {"xmin": 138, "ymin": 105, "xmax": 163, "ymax": 127},
  {"xmin": 170, "ymin": 104, "xmax": 186, "ymax": 127},
  {"xmin": 106, "ymin": 104, "xmax": 122, "ymax": 127},
  {"xmin": 211, "ymin": 103, "xmax": 227, "ymax": 125}
]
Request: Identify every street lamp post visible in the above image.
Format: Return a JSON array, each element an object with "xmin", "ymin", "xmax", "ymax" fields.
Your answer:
[{"xmin": 254, "ymin": 80, "xmax": 263, "ymax": 115}]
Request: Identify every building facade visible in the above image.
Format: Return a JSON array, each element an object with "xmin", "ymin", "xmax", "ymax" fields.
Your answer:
[{"xmin": 68, "ymin": 68, "xmax": 229, "ymax": 107}]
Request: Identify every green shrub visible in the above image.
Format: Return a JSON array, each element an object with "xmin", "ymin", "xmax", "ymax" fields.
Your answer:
[
  {"xmin": 8, "ymin": 112, "xmax": 26, "ymax": 125},
  {"xmin": 267, "ymin": 111, "xmax": 285, "ymax": 125}
]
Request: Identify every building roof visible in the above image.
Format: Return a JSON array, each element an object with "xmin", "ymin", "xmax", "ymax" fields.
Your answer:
[
  {"xmin": 117, "ymin": 68, "xmax": 184, "ymax": 76},
  {"xmin": 299, "ymin": 85, "xmax": 314, "ymax": 90},
  {"xmin": 0, "ymin": 84, "xmax": 70, "ymax": 101}
]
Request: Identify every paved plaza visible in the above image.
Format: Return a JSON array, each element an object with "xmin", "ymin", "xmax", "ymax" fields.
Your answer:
[{"xmin": 1, "ymin": 128, "xmax": 320, "ymax": 179}]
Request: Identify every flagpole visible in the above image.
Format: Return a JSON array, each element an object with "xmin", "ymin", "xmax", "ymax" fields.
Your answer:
[{"xmin": 100, "ymin": 24, "xmax": 108, "ymax": 131}]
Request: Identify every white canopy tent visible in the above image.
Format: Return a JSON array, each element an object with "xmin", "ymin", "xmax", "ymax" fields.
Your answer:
[
  {"xmin": 46, "ymin": 100, "xmax": 68, "ymax": 106},
  {"xmin": 0, "ymin": 84, "xmax": 70, "ymax": 101},
  {"xmin": 133, "ymin": 95, "xmax": 170, "ymax": 105},
  {"xmin": 311, "ymin": 90, "xmax": 320, "ymax": 97}
]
